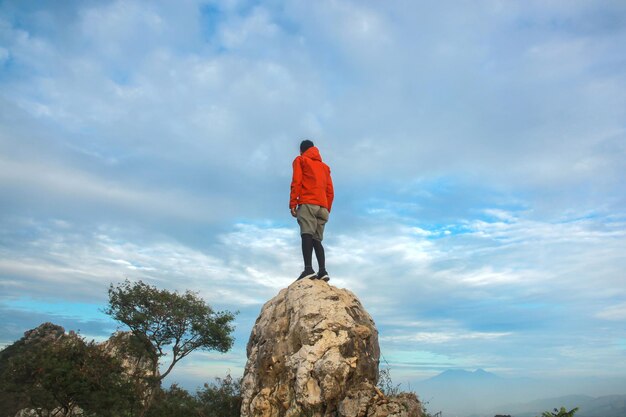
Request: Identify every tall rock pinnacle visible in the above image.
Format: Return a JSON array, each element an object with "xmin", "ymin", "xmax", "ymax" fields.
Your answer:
[{"xmin": 241, "ymin": 279, "xmax": 421, "ymax": 417}]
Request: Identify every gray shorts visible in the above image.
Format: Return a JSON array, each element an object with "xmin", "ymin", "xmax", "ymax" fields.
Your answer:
[{"xmin": 297, "ymin": 204, "xmax": 329, "ymax": 241}]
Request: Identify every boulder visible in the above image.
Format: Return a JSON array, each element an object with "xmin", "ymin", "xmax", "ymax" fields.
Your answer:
[{"xmin": 241, "ymin": 279, "xmax": 421, "ymax": 417}]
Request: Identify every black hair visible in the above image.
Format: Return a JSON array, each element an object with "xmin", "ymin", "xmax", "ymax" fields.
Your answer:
[{"xmin": 300, "ymin": 139, "xmax": 314, "ymax": 153}]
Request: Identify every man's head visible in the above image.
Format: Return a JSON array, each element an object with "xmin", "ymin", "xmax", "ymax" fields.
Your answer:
[{"xmin": 300, "ymin": 139, "xmax": 314, "ymax": 154}]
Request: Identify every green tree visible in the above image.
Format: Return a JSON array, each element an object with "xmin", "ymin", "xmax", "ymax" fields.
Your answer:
[
  {"xmin": 105, "ymin": 279, "xmax": 236, "ymax": 417},
  {"xmin": 196, "ymin": 373, "xmax": 242, "ymax": 417},
  {"xmin": 146, "ymin": 384, "xmax": 200, "ymax": 417},
  {"xmin": 144, "ymin": 374, "xmax": 243, "ymax": 417},
  {"xmin": 540, "ymin": 406, "xmax": 579, "ymax": 417},
  {"xmin": 0, "ymin": 332, "xmax": 135, "ymax": 417}
]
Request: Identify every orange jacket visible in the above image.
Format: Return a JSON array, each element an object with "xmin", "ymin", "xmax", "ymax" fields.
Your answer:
[{"xmin": 290, "ymin": 146, "xmax": 334, "ymax": 212}]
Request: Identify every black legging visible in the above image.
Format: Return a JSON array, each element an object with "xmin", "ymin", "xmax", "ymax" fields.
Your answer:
[{"xmin": 301, "ymin": 233, "xmax": 325, "ymax": 271}]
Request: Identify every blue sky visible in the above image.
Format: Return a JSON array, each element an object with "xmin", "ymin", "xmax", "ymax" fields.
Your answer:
[{"xmin": 1, "ymin": 0, "xmax": 625, "ymax": 393}]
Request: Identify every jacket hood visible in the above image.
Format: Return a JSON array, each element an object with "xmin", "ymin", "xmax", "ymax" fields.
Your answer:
[{"xmin": 302, "ymin": 146, "xmax": 322, "ymax": 162}]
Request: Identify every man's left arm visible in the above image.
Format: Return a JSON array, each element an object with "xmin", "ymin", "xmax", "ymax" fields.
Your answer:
[
  {"xmin": 326, "ymin": 167, "xmax": 334, "ymax": 213},
  {"xmin": 290, "ymin": 156, "xmax": 302, "ymax": 216}
]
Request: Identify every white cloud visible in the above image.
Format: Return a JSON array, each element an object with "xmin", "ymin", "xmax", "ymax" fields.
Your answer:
[
  {"xmin": 1, "ymin": 0, "xmax": 624, "ymax": 224},
  {"xmin": 1, "ymin": 0, "xmax": 626, "ymax": 386},
  {"xmin": 218, "ymin": 6, "xmax": 280, "ymax": 49},
  {"xmin": 0, "ymin": 156, "xmax": 235, "ymax": 223},
  {"xmin": 456, "ymin": 266, "xmax": 522, "ymax": 286},
  {"xmin": 382, "ymin": 331, "xmax": 513, "ymax": 344},
  {"xmin": 596, "ymin": 303, "xmax": 626, "ymax": 321},
  {"xmin": 2, "ymin": 200, "xmax": 626, "ymax": 379},
  {"xmin": 0, "ymin": 220, "xmax": 267, "ymax": 306}
]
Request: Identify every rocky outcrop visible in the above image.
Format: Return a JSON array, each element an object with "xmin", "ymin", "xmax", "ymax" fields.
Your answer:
[
  {"xmin": 0, "ymin": 322, "xmax": 69, "ymax": 368},
  {"xmin": 241, "ymin": 279, "xmax": 421, "ymax": 417},
  {"xmin": 1, "ymin": 323, "xmax": 155, "ymax": 383},
  {"xmin": 21, "ymin": 322, "xmax": 67, "ymax": 344},
  {"xmin": 100, "ymin": 331, "xmax": 159, "ymax": 408},
  {"xmin": 101, "ymin": 331, "xmax": 158, "ymax": 383},
  {"xmin": 368, "ymin": 393, "xmax": 422, "ymax": 417}
]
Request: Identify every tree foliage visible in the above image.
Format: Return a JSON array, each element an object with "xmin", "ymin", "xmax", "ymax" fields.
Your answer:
[
  {"xmin": 105, "ymin": 279, "xmax": 236, "ymax": 416},
  {"xmin": 1, "ymin": 277, "xmax": 236, "ymax": 417},
  {"xmin": 0, "ymin": 332, "xmax": 135, "ymax": 417},
  {"xmin": 146, "ymin": 384, "xmax": 200, "ymax": 417},
  {"xmin": 196, "ymin": 373, "xmax": 242, "ymax": 417},
  {"xmin": 540, "ymin": 406, "xmax": 579, "ymax": 417},
  {"xmin": 146, "ymin": 374, "xmax": 242, "ymax": 417}
]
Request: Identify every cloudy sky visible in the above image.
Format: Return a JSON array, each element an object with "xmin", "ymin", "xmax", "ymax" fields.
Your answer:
[{"xmin": 1, "ymin": 0, "xmax": 625, "ymax": 393}]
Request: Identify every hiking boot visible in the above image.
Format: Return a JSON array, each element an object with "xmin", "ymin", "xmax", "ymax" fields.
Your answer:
[
  {"xmin": 316, "ymin": 270, "xmax": 330, "ymax": 282},
  {"xmin": 297, "ymin": 268, "xmax": 316, "ymax": 280}
]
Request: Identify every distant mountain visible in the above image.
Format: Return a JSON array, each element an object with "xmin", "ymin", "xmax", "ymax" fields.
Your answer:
[
  {"xmin": 415, "ymin": 369, "xmax": 545, "ymax": 417},
  {"xmin": 582, "ymin": 394, "xmax": 626, "ymax": 417},
  {"xmin": 416, "ymin": 370, "xmax": 518, "ymax": 417},
  {"xmin": 414, "ymin": 370, "xmax": 626, "ymax": 417},
  {"xmin": 425, "ymin": 368, "xmax": 501, "ymax": 384}
]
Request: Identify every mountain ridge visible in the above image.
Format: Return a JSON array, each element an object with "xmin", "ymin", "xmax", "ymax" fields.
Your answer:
[{"xmin": 424, "ymin": 369, "xmax": 502, "ymax": 383}]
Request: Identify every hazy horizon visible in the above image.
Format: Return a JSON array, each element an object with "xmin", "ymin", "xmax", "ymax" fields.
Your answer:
[{"xmin": 3, "ymin": 320, "xmax": 626, "ymax": 416}]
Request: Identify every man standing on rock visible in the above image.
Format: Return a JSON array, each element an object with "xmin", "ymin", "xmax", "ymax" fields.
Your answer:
[{"xmin": 290, "ymin": 139, "xmax": 334, "ymax": 281}]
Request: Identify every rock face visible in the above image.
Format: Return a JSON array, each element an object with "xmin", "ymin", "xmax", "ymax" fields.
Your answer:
[
  {"xmin": 101, "ymin": 331, "xmax": 159, "ymax": 383},
  {"xmin": 100, "ymin": 331, "xmax": 160, "ymax": 407},
  {"xmin": 21, "ymin": 322, "xmax": 66, "ymax": 344},
  {"xmin": 241, "ymin": 279, "xmax": 421, "ymax": 417}
]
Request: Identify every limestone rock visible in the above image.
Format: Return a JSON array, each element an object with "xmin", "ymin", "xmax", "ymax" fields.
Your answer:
[
  {"xmin": 21, "ymin": 322, "xmax": 66, "ymax": 345},
  {"xmin": 241, "ymin": 279, "xmax": 420, "ymax": 417},
  {"xmin": 99, "ymin": 331, "xmax": 159, "ymax": 406},
  {"xmin": 367, "ymin": 393, "xmax": 422, "ymax": 417},
  {"xmin": 100, "ymin": 331, "xmax": 158, "ymax": 382}
]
